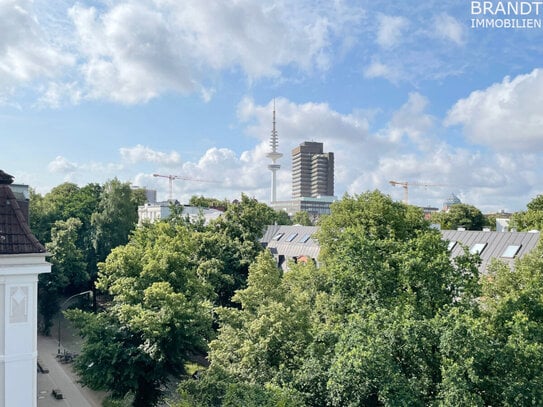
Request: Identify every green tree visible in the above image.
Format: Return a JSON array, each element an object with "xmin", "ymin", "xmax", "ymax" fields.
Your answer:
[
  {"xmin": 184, "ymin": 191, "xmax": 483, "ymax": 407},
  {"xmin": 510, "ymin": 194, "xmax": 543, "ymax": 231},
  {"xmin": 213, "ymin": 194, "xmax": 276, "ymax": 243},
  {"xmin": 327, "ymin": 308, "xmax": 440, "ymax": 407},
  {"xmin": 32, "ymin": 182, "xmax": 102, "ymax": 330},
  {"xmin": 39, "ymin": 218, "xmax": 87, "ymax": 334},
  {"xmin": 29, "ymin": 188, "xmax": 55, "ymax": 244},
  {"xmin": 208, "ymin": 194, "xmax": 277, "ymax": 269},
  {"xmin": 317, "ymin": 192, "xmax": 480, "ymax": 405},
  {"xmin": 478, "ymin": 249, "xmax": 543, "ymax": 405},
  {"xmin": 180, "ymin": 251, "xmax": 322, "ymax": 406},
  {"xmin": 30, "ymin": 183, "xmax": 101, "ymax": 243},
  {"xmin": 510, "ymin": 210, "xmax": 543, "ymax": 231},
  {"xmin": 273, "ymin": 209, "xmax": 293, "ymax": 225},
  {"xmin": 431, "ymin": 203, "xmax": 486, "ymax": 230},
  {"xmin": 436, "ymin": 307, "xmax": 494, "ymax": 406},
  {"xmin": 193, "ymin": 230, "xmax": 251, "ymax": 307},
  {"xmin": 189, "ymin": 195, "xmax": 228, "ymax": 209},
  {"xmin": 91, "ymin": 178, "xmax": 145, "ymax": 263},
  {"xmin": 68, "ymin": 221, "xmax": 213, "ymax": 406},
  {"xmin": 526, "ymin": 194, "xmax": 543, "ymax": 211},
  {"xmin": 292, "ymin": 211, "xmax": 313, "ymax": 226},
  {"xmin": 431, "ymin": 244, "xmax": 543, "ymax": 407}
]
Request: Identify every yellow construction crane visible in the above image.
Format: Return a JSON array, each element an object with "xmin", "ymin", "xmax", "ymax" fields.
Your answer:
[
  {"xmin": 153, "ymin": 173, "xmax": 218, "ymax": 201},
  {"xmin": 389, "ymin": 180, "xmax": 447, "ymax": 204}
]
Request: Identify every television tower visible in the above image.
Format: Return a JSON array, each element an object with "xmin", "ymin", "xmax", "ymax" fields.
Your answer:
[{"xmin": 266, "ymin": 100, "xmax": 282, "ymax": 203}]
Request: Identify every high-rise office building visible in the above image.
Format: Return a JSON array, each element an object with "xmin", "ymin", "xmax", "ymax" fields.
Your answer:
[{"xmin": 291, "ymin": 142, "xmax": 334, "ymax": 199}]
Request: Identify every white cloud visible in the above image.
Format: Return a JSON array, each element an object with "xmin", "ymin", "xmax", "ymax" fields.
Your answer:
[
  {"xmin": 48, "ymin": 156, "xmax": 77, "ymax": 173},
  {"xmin": 445, "ymin": 69, "xmax": 543, "ymax": 151},
  {"xmin": 38, "ymin": 94, "xmax": 543, "ymax": 212},
  {"xmin": 120, "ymin": 145, "xmax": 182, "ymax": 166},
  {"xmin": 386, "ymin": 92, "xmax": 435, "ymax": 146},
  {"xmin": 69, "ymin": 3, "xmax": 196, "ymax": 104},
  {"xmin": 237, "ymin": 97, "xmax": 390, "ymax": 200},
  {"xmin": 230, "ymin": 96, "xmax": 542, "ymax": 213},
  {"xmin": 376, "ymin": 14, "xmax": 408, "ymax": 48},
  {"xmin": 37, "ymin": 81, "xmax": 81, "ymax": 108},
  {"xmin": 65, "ymin": 1, "xmax": 363, "ymax": 104},
  {"xmin": 363, "ymin": 59, "xmax": 401, "ymax": 82},
  {"xmin": 433, "ymin": 14, "xmax": 464, "ymax": 46},
  {"xmin": 0, "ymin": 0, "xmax": 74, "ymax": 100}
]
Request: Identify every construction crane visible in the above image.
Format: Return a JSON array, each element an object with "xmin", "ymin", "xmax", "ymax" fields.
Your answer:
[
  {"xmin": 153, "ymin": 174, "xmax": 217, "ymax": 201},
  {"xmin": 389, "ymin": 180, "xmax": 447, "ymax": 205}
]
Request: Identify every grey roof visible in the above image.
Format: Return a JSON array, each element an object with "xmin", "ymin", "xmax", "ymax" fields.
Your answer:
[
  {"xmin": 441, "ymin": 229, "xmax": 540, "ymax": 272},
  {"xmin": 0, "ymin": 173, "xmax": 46, "ymax": 254},
  {"xmin": 261, "ymin": 225, "xmax": 320, "ymax": 261},
  {"xmin": 262, "ymin": 225, "xmax": 540, "ymax": 273}
]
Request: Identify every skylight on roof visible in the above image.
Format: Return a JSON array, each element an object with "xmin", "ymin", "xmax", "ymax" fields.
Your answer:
[
  {"xmin": 285, "ymin": 233, "xmax": 298, "ymax": 242},
  {"xmin": 470, "ymin": 243, "xmax": 487, "ymax": 255},
  {"xmin": 273, "ymin": 233, "xmax": 284, "ymax": 241},
  {"xmin": 501, "ymin": 244, "xmax": 521, "ymax": 258},
  {"xmin": 447, "ymin": 241, "xmax": 456, "ymax": 251},
  {"xmin": 299, "ymin": 234, "xmax": 311, "ymax": 243}
]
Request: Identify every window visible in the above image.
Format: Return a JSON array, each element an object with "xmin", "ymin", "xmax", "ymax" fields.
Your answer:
[
  {"xmin": 299, "ymin": 234, "xmax": 311, "ymax": 243},
  {"xmin": 470, "ymin": 243, "xmax": 487, "ymax": 255},
  {"xmin": 447, "ymin": 241, "xmax": 457, "ymax": 251},
  {"xmin": 285, "ymin": 233, "xmax": 298, "ymax": 242},
  {"xmin": 501, "ymin": 244, "xmax": 521, "ymax": 258},
  {"xmin": 272, "ymin": 233, "xmax": 284, "ymax": 241}
]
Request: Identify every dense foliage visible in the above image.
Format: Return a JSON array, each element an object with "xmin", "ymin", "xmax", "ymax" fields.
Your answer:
[
  {"xmin": 510, "ymin": 194, "xmax": 543, "ymax": 231},
  {"xmin": 67, "ymin": 221, "xmax": 214, "ymax": 406},
  {"xmin": 32, "ymin": 184, "xmax": 543, "ymax": 406},
  {"xmin": 291, "ymin": 211, "xmax": 313, "ymax": 226},
  {"xmin": 430, "ymin": 203, "xmax": 487, "ymax": 230},
  {"xmin": 178, "ymin": 191, "xmax": 543, "ymax": 406},
  {"xmin": 32, "ymin": 180, "xmax": 146, "ymax": 334},
  {"xmin": 67, "ymin": 194, "xmax": 280, "ymax": 405}
]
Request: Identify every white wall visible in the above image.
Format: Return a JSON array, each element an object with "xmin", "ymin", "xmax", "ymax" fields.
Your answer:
[{"xmin": 0, "ymin": 254, "xmax": 50, "ymax": 407}]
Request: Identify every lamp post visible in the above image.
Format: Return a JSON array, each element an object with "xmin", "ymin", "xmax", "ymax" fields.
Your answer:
[{"xmin": 57, "ymin": 290, "xmax": 92, "ymax": 355}]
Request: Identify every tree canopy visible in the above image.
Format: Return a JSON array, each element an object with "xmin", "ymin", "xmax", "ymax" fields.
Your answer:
[
  {"xmin": 30, "ymin": 185, "xmax": 543, "ymax": 406},
  {"xmin": 430, "ymin": 203, "xmax": 486, "ymax": 230},
  {"xmin": 32, "ymin": 180, "xmax": 144, "ymax": 333},
  {"xmin": 291, "ymin": 211, "xmax": 313, "ymax": 226},
  {"xmin": 510, "ymin": 194, "xmax": 543, "ymax": 231},
  {"xmin": 68, "ymin": 221, "xmax": 214, "ymax": 406},
  {"xmin": 179, "ymin": 191, "xmax": 485, "ymax": 406},
  {"xmin": 91, "ymin": 178, "xmax": 146, "ymax": 263},
  {"xmin": 67, "ymin": 194, "xmax": 287, "ymax": 405}
]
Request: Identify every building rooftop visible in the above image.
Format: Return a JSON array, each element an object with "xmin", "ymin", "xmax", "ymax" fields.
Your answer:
[
  {"xmin": 441, "ymin": 229, "xmax": 540, "ymax": 272},
  {"xmin": 0, "ymin": 170, "xmax": 46, "ymax": 254},
  {"xmin": 261, "ymin": 225, "xmax": 320, "ymax": 269},
  {"xmin": 261, "ymin": 224, "xmax": 540, "ymax": 274}
]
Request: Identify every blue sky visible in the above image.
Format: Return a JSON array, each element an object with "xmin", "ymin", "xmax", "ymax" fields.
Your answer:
[{"xmin": 2, "ymin": 0, "xmax": 543, "ymax": 212}]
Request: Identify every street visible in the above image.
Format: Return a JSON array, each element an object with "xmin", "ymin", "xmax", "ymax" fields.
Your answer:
[{"xmin": 37, "ymin": 334, "xmax": 106, "ymax": 407}]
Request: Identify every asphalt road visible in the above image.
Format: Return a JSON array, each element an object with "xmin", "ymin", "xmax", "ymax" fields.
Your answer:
[{"xmin": 37, "ymin": 334, "xmax": 106, "ymax": 407}]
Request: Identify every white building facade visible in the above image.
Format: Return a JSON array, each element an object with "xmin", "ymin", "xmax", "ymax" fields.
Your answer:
[{"xmin": 0, "ymin": 171, "xmax": 50, "ymax": 407}]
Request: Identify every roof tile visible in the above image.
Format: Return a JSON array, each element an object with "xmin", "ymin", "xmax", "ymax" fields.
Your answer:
[{"xmin": 0, "ymin": 172, "xmax": 46, "ymax": 254}]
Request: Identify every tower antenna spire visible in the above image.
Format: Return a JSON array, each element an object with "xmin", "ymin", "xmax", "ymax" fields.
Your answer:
[{"xmin": 267, "ymin": 99, "xmax": 282, "ymax": 203}]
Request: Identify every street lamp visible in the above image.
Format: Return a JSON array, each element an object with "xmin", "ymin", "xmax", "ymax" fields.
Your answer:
[{"xmin": 57, "ymin": 290, "xmax": 92, "ymax": 355}]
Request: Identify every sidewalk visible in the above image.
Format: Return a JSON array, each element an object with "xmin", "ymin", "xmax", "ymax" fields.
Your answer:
[{"xmin": 37, "ymin": 313, "xmax": 107, "ymax": 407}]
